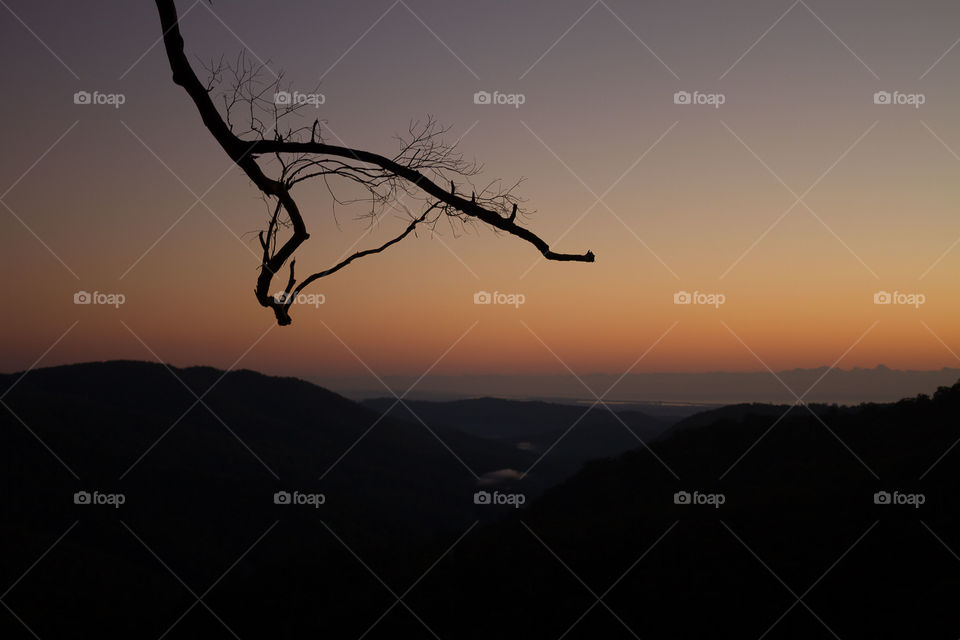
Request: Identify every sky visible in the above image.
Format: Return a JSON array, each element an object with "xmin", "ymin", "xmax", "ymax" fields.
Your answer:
[{"xmin": 1, "ymin": 0, "xmax": 960, "ymax": 396}]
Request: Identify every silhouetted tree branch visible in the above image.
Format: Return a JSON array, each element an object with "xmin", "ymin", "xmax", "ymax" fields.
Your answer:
[{"xmin": 155, "ymin": 0, "xmax": 595, "ymax": 326}]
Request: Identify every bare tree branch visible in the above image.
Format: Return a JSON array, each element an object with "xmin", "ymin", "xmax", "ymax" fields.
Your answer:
[
  {"xmin": 293, "ymin": 203, "xmax": 441, "ymax": 297},
  {"xmin": 154, "ymin": 0, "xmax": 595, "ymax": 326}
]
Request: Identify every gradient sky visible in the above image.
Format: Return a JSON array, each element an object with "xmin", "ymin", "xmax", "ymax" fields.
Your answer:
[{"xmin": 2, "ymin": 0, "xmax": 960, "ymax": 390}]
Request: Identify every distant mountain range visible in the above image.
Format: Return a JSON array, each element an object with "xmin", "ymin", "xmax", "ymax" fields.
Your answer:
[
  {"xmin": 322, "ymin": 365, "xmax": 960, "ymax": 407},
  {"xmin": 2, "ymin": 361, "xmax": 959, "ymax": 638}
]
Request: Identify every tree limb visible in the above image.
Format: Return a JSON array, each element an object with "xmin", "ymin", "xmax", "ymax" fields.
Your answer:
[{"xmin": 154, "ymin": 0, "xmax": 594, "ymax": 326}]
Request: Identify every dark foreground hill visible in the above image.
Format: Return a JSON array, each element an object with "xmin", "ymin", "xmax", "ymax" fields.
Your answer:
[
  {"xmin": 2, "ymin": 362, "xmax": 960, "ymax": 638},
  {"xmin": 0, "ymin": 361, "xmax": 544, "ymax": 638},
  {"xmin": 362, "ymin": 396, "xmax": 672, "ymax": 475},
  {"xmin": 417, "ymin": 382, "xmax": 960, "ymax": 639}
]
